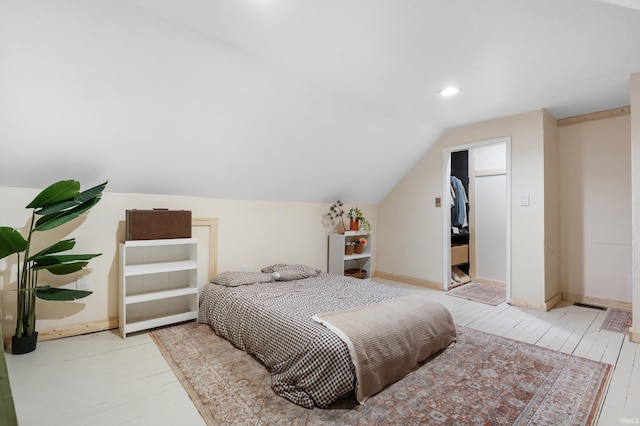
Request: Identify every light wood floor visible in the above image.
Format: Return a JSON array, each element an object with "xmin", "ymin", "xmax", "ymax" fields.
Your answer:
[{"xmin": 5, "ymin": 279, "xmax": 640, "ymax": 425}]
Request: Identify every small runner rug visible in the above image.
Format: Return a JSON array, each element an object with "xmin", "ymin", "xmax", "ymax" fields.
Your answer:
[
  {"xmin": 446, "ymin": 282, "xmax": 506, "ymax": 305},
  {"xmin": 601, "ymin": 309, "xmax": 632, "ymax": 334},
  {"xmin": 150, "ymin": 322, "xmax": 610, "ymax": 425}
]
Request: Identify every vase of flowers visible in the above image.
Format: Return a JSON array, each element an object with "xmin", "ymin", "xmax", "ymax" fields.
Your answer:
[
  {"xmin": 325, "ymin": 200, "xmax": 347, "ymax": 233},
  {"xmin": 353, "ymin": 236, "xmax": 367, "ymax": 254},
  {"xmin": 347, "ymin": 207, "xmax": 371, "ymax": 234}
]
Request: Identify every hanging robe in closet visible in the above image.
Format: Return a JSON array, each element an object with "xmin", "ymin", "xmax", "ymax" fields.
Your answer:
[{"xmin": 450, "ymin": 176, "xmax": 468, "ymax": 228}]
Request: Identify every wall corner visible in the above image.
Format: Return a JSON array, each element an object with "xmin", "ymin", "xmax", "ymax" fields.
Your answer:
[{"xmin": 631, "ymin": 72, "xmax": 640, "ymax": 337}]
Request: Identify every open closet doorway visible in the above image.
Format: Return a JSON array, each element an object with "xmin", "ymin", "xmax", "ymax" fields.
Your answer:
[{"xmin": 442, "ymin": 137, "xmax": 512, "ymax": 304}]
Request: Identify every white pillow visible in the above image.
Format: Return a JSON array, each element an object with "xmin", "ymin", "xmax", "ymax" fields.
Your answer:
[{"xmin": 261, "ymin": 264, "xmax": 322, "ymax": 281}]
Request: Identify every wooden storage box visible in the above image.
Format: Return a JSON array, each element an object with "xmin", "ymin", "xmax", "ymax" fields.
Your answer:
[
  {"xmin": 451, "ymin": 244, "xmax": 469, "ymax": 265},
  {"xmin": 125, "ymin": 209, "xmax": 192, "ymax": 240}
]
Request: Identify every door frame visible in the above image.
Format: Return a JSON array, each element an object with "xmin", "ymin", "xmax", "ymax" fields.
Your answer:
[{"xmin": 442, "ymin": 136, "xmax": 512, "ymax": 303}]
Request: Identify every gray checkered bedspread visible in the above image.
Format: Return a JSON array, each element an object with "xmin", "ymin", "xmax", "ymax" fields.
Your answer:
[{"xmin": 197, "ymin": 274, "xmax": 406, "ymax": 408}]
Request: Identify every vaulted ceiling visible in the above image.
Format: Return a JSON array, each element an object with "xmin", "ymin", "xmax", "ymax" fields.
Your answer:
[{"xmin": 1, "ymin": 0, "xmax": 639, "ymax": 203}]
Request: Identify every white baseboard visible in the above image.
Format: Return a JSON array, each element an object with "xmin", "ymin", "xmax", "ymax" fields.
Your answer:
[{"xmin": 374, "ymin": 271, "xmax": 443, "ymax": 291}]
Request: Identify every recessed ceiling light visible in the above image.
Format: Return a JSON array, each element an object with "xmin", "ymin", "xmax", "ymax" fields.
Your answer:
[{"xmin": 439, "ymin": 87, "xmax": 462, "ymax": 97}]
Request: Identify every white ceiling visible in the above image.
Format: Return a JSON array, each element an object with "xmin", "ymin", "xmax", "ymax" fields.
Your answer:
[
  {"xmin": 2, "ymin": 0, "xmax": 640, "ymax": 204},
  {"xmin": 123, "ymin": 0, "xmax": 640, "ymax": 127}
]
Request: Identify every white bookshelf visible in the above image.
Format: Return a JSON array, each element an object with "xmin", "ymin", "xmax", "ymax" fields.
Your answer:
[
  {"xmin": 328, "ymin": 231, "xmax": 372, "ymax": 279},
  {"xmin": 119, "ymin": 238, "xmax": 198, "ymax": 339}
]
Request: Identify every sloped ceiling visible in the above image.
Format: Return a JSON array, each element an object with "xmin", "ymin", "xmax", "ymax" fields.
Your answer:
[{"xmin": 1, "ymin": 0, "xmax": 640, "ymax": 204}]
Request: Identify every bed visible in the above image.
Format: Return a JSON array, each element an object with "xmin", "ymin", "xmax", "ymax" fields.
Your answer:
[{"xmin": 197, "ymin": 264, "xmax": 456, "ymax": 409}]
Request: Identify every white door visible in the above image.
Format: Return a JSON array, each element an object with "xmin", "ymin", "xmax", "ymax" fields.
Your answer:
[{"xmin": 471, "ymin": 144, "xmax": 507, "ymax": 285}]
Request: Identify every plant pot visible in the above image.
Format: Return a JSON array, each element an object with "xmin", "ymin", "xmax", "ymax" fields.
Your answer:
[
  {"xmin": 12, "ymin": 332, "xmax": 38, "ymax": 355},
  {"xmin": 349, "ymin": 219, "xmax": 360, "ymax": 231},
  {"xmin": 354, "ymin": 244, "xmax": 364, "ymax": 254},
  {"xmin": 345, "ymin": 245, "xmax": 354, "ymax": 255}
]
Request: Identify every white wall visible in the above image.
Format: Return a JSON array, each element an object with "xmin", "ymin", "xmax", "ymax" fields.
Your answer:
[
  {"xmin": 472, "ymin": 143, "xmax": 507, "ymax": 283},
  {"xmin": 0, "ymin": 185, "xmax": 376, "ymax": 338},
  {"xmin": 543, "ymin": 110, "xmax": 561, "ymax": 302},
  {"xmin": 558, "ymin": 114, "xmax": 632, "ymax": 304},
  {"xmin": 631, "ymin": 72, "xmax": 640, "ymax": 341},
  {"xmin": 378, "ymin": 109, "xmax": 552, "ymax": 308}
]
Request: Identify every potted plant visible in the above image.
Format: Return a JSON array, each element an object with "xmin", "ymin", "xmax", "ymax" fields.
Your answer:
[
  {"xmin": 0, "ymin": 180, "xmax": 107, "ymax": 354},
  {"xmin": 325, "ymin": 200, "xmax": 347, "ymax": 233},
  {"xmin": 347, "ymin": 207, "xmax": 371, "ymax": 234},
  {"xmin": 353, "ymin": 236, "xmax": 368, "ymax": 254},
  {"xmin": 345, "ymin": 241, "xmax": 355, "ymax": 255}
]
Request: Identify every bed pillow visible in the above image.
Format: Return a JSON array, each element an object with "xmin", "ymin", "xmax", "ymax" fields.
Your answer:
[
  {"xmin": 261, "ymin": 264, "xmax": 322, "ymax": 281},
  {"xmin": 211, "ymin": 271, "xmax": 274, "ymax": 287}
]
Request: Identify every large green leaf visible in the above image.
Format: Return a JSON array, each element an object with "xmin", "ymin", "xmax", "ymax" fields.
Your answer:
[
  {"xmin": 36, "ymin": 287, "xmax": 92, "ymax": 301},
  {"xmin": 26, "ymin": 180, "xmax": 80, "ymax": 209},
  {"xmin": 34, "ymin": 197, "xmax": 100, "ymax": 232},
  {"xmin": 0, "ymin": 227, "xmax": 27, "ymax": 259},
  {"xmin": 28, "ymin": 239, "xmax": 76, "ymax": 261},
  {"xmin": 36, "ymin": 253, "xmax": 101, "ymax": 264},
  {"xmin": 31, "ymin": 257, "xmax": 61, "ymax": 267},
  {"xmin": 32, "ymin": 254, "xmax": 101, "ymax": 269},
  {"xmin": 35, "ymin": 181, "xmax": 107, "ymax": 216},
  {"xmin": 34, "ymin": 261, "xmax": 89, "ymax": 275},
  {"xmin": 74, "ymin": 181, "xmax": 107, "ymax": 204},
  {"xmin": 35, "ymin": 199, "xmax": 78, "ymax": 216}
]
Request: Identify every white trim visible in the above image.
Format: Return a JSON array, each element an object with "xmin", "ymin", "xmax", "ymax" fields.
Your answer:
[
  {"xmin": 442, "ymin": 137, "xmax": 512, "ymax": 305},
  {"xmin": 442, "ymin": 150, "xmax": 452, "ymax": 290},
  {"xmin": 505, "ymin": 139, "xmax": 512, "ymax": 304}
]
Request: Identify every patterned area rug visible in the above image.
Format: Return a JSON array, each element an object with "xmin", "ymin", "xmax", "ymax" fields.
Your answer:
[
  {"xmin": 601, "ymin": 309, "xmax": 632, "ymax": 334},
  {"xmin": 446, "ymin": 282, "xmax": 506, "ymax": 305},
  {"xmin": 151, "ymin": 322, "xmax": 610, "ymax": 425}
]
